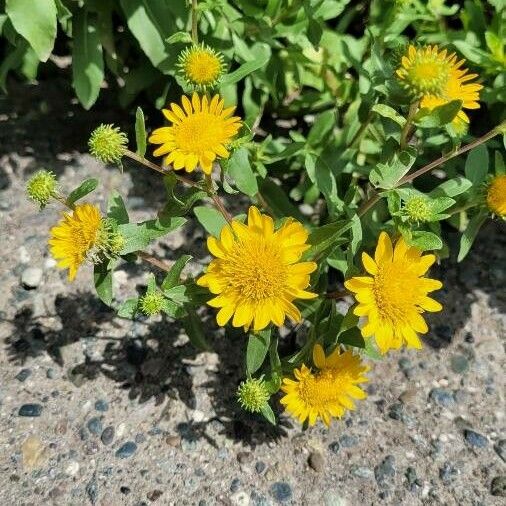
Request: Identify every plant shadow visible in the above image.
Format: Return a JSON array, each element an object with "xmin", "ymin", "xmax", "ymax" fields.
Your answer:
[{"xmin": 3, "ymin": 290, "xmax": 291, "ymax": 449}]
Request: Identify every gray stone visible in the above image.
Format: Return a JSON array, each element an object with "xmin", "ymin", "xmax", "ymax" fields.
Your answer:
[
  {"xmin": 21, "ymin": 267, "xmax": 43, "ymax": 289},
  {"xmin": 270, "ymin": 482, "xmax": 292, "ymax": 503},
  {"xmin": 429, "ymin": 388, "xmax": 455, "ymax": 407},
  {"xmin": 375, "ymin": 456, "xmax": 396, "ymax": 487},
  {"xmin": 46, "ymin": 368, "xmax": 56, "ymax": 379},
  {"xmin": 328, "ymin": 442, "xmax": 340, "ymax": 454},
  {"xmin": 308, "ymin": 451, "xmax": 324, "ymax": 472},
  {"xmin": 439, "ymin": 462, "xmax": 458, "ymax": 484},
  {"xmin": 339, "ymin": 435, "xmax": 358, "ymax": 448},
  {"xmin": 87, "ymin": 417, "xmax": 103, "ymax": 436},
  {"xmin": 15, "ymin": 369, "xmax": 32, "ymax": 382},
  {"xmin": 255, "ymin": 461, "xmax": 266, "ymax": 474},
  {"xmin": 18, "ymin": 404, "xmax": 42, "ymax": 417},
  {"xmin": 464, "ymin": 429, "xmax": 488, "ymax": 448},
  {"xmin": 86, "ymin": 476, "xmax": 98, "ymax": 505},
  {"xmin": 350, "ymin": 465, "xmax": 374, "ymax": 479},
  {"xmin": 490, "ymin": 476, "xmax": 506, "ymax": 497},
  {"xmin": 94, "ymin": 400, "xmax": 109, "ymax": 412},
  {"xmin": 450, "ymin": 354, "xmax": 469, "ymax": 374},
  {"xmin": 494, "ymin": 440, "xmax": 506, "ymax": 462},
  {"xmin": 101, "ymin": 426, "xmax": 114, "ymax": 445},
  {"xmin": 115, "ymin": 441, "xmax": 137, "ymax": 459}
]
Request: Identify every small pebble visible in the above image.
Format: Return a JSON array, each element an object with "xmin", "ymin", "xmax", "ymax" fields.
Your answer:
[
  {"xmin": 165, "ymin": 435, "xmax": 181, "ymax": 447},
  {"xmin": 270, "ymin": 482, "xmax": 292, "ymax": 503},
  {"xmin": 464, "ymin": 429, "xmax": 488, "ymax": 448},
  {"xmin": 490, "ymin": 476, "xmax": 506, "ymax": 497},
  {"xmin": 115, "ymin": 441, "xmax": 137, "ymax": 459},
  {"xmin": 255, "ymin": 461, "xmax": 266, "ymax": 474},
  {"xmin": 135, "ymin": 433, "xmax": 146, "ymax": 444},
  {"xmin": 46, "ymin": 368, "xmax": 56, "ymax": 379},
  {"xmin": 308, "ymin": 451, "xmax": 324, "ymax": 472},
  {"xmin": 328, "ymin": 442, "xmax": 340, "ymax": 454},
  {"xmin": 94, "ymin": 400, "xmax": 109, "ymax": 412},
  {"xmin": 494, "ymin": 440, "xmax": 506, "ymax": 462},
  {"xmin": 339, "ymin": 435, "xmax": 358, "ymax": 448},
  {"xmin": 65, "ymin": 461, "xmax": 79, "ymax": 476},
  {"xmin": 101, "ymin": 426, "xmax": 115, "ymax": 445},
  {"xmin": 230, "ymin": 478, "xmax": 241, "ymax": 493},
  {"xmin": 429, "ymin": 388, "xmax": 455, "ymax": 407},
  {"xmin": 450, "ymin": 354, "xmax": 469, "ymax": 374},
  {"xmin": 86, "ymin": 476, "xmax": 98, "ymax": 505},
  {"xmin": 87, "ymin": 417, "xmax": 103, "ymax": 436},
  {"xmin": 120, "ymin": 486, "xmax": 131, "ymax": 495},
  {"xmin": 147, "ymin": 489, "xmax": 163, "ymax": 502},
  {"xmin": 350, "ymin": 465, "xmax": 374, "ymax": 479},
  {"xmin": 21, "ymin": 267, "xmax": 43, "ymax": 289},
  {"xmin": 375, "ymin": 455, "xmax": 396, "ymax": 487},
  {"xmin": 18, "ymin": 404, "xmax": 42, "ymax": 417},
  {"xmin": 439, "ymin": 462, "xmax": 458, "ymax": 483},
  {"xmin": 15, "ymin": 369, "xmax": 32, "ymax": 382}
]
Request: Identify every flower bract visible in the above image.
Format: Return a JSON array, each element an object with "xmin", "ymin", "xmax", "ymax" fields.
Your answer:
[
  {"xmin": 177, "ymin": 44, "xmax": 225, "ymax": 90},
  {"xmin": 26, "ymin": 170, "xmax": 58, "ymax": 208},
  {"xmin": 88, "ymin": 124, "xmax": 128, "ymax": 164},
  {"xmin": 237, "ymin": 378, "xmax": 270, "ymax": 413}
]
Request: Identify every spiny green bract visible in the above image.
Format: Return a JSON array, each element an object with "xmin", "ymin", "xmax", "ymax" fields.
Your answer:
[
  {"xmin": 26, "ymin": 170, "xmax": 58, "ymax": 208},
  {"xmin": 237, "ymin": 378, "xmax": 270, "ymax": 413},
  {"xmin": 89, "ymin": 124, "xmax": 128, "ymax": 164}
]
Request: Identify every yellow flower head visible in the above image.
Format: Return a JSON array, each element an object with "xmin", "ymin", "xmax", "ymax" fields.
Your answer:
[
  {"xmin": 177, "ymin": 44, "xmax": 225, "ymax": 90},
  {"xmin": 396, "ymin": 45, "xmax": 454, "ymax": 97},
  {"xmin": 345, "ymin": 232, "xmax": 443, "ymax": 354},
  {"xmin": 49, "ymin": 203, "xmax": 103, "ymax": 281},
  {"xmin": 197, "ymin": 206, "xmax": 317, "ymax": 331},
  {"xmin": 149, "ymin": 93, "xmax": 241, "ymax": 175},
  {"xmin": 280, "ymin": 344, "xmax": 369, "ymax": 427},
  {"xmin": 486, "ymin": 174, "xmax": 506, "ymax": 217}
]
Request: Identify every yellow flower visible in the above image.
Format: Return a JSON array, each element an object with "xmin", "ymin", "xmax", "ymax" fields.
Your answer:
[
  {"xmin": 344, "ymin": 232, "xmax": 443, "ymax": 354},
  {"xmin": 396, "ymin": 44, "xmax": 454, "ymax": 97},
  {"xmin": 149, "ymin": 93, "xmax": 241, "ymax": 175},
  {"xmin": 486, "ymin": 174, "xmax": 506, "ymax": 217},
  {"xmin": 397, "ymin": 45, "xmax": 482, "ymax": 127},
  {"xmin": 280, "ymin": 344, "xmax": 369, "ymax": 427},
  {"xmin": 49, "ymin": 203, "xmax": 102, "ymax": 281},
  {"xmin": 177, "ymin": 44, "xmax": 225, "ymax": 90},
  {"xmin": 197, "ymin": 206, "xmax": 317, "ymax": 331}
]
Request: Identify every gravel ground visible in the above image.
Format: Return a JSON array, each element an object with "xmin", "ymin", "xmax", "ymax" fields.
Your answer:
[{"xmin": 0, "ymin": 81, "xmax": 505, "ymax": 506}]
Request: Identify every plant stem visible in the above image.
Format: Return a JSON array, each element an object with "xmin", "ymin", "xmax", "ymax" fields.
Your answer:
[
  {"xmin": 137, "ymin": 251, "xmax": 172, "ymax": 272},
  {"xmin": 347, "ymin": 111, "xmax": 374, "ymax": 148},
  {"xmin": 400, "ymin": 100, "xmax": 419, "ymax": 150},
  {"xmin": 358, "ymin": 124, "xmax": 502, "ymax": 218},
  {"xmin": 398, "ymin": 126, "xmax": 501, "ymax": 185},
  {"xmin": 191, "ymin": 0, "xmax": 199, "ymax": 44},
  {"xmin": 123, "ymin": 149, "xmax": 200, "ymax": 188},
  {"xmin": 204, "ymin": 174, "xmax": 233, "ymax": 223}
]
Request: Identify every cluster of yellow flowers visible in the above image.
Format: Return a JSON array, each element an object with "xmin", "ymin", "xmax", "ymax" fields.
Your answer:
[{"xmin": 26, "ymin": 42, "xmax": 506, "ymax": 429}]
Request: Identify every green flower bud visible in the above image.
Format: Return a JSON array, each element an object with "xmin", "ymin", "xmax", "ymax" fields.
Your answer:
[
  {"xmin": 404, "ymin": 196, "xmax": 433, "ymax": 223},
  {"xmin": 139, "ymin": 291, "xmax": 165, "ymax": 316},
  {"xmin": 26, "ymin": 170, "xmax": 58, "ymax": 208},
  {"xmin": 89, "ymin": 124, "xmax": 128, "ymax": 164},
  {"xmin": 237, "ymin": 378, "xmax": 270, "ymax": 413}
]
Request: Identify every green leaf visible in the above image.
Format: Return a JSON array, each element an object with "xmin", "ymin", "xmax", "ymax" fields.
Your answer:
[
  {"xmin": 220, "ymin": 48, "xmax": 271, "ymax": 87},
  {"xmin": 246, "ymin": 329, "xmax": 271, "ymax": 375},
  {"xmin": 258, "ymin": 179, "xmax": 305, "ymax": 221},
  {"xmin": 465, "ymin": 145, "xmax": 489, "ymax": 185},
  {"xmin": 135, "ymin": 107, "xmax": 147, "ymax": 157},
  {"xmin": 226, "ymin": 148, "xmax": 258, "ymax": 197},
  {"xmin": 305, "ymin": 220, "xmax": 350, "ymax": 259},
  {"xmin": 183, "ymin": 309, "xmax": 212, "ymax": 351},
  {"xmin": 371, "ymin": 104, "xmax": 406, "ymax": 127},
  {"xmin": 163, "ymin": 285, "xmax": 189, "ymax": 304},
  {"xmin": 166, "ymin": 31, "xmax": 193, "ymax": 44},
  {"xmin": 119, "ymin": 0, "xmax": 171, "ymax": 67},
  {"xmin": 259, "ymin": 403, "xmax": 276, "ymax": 425},
  {"xmin": 370, "ymin": 149, "xmax": 416, "ymax": 189},
  {"xmin": 72, "ymin": 10, "xmax": 104, "ymax": 109},
  {"xmin": 458, "ymin": 211, "xmax": 487, "ymax": 262},
  {"xmin": 67, "ymin": 178, "xmax": 99, "ymax": 206},
  {"xmin": 107, "ymin": 190, "xmax": 129, "ymax": 225},
  {"xmin": 307, "ymin": 109, "xmax": 336, "ymax": 146},
  {"xmin": 161, "ymin": 255, "xmax": 192, "ymax": 291},
  {"xmin": 94, "ymin": 262, "xmax": 113, "ymax": 306},
  {"xmin": 118, "ymin": 216, "xmax": 186, "ymax": 254},
  {"xmin": 408, "ymin": 230, "xmax": 443, "ymax": 251},
  {"xmin": 414, "ymin": 100, "xmax": 462, "ymax": 128},
  {"xmin": 194, "ymin": 206, "xmax": 228, "ymax": 237},
  {"xmin": 160, "ymin": 298, "xmax": 185, "ymax": 318},
  {"xmin": 338, "ymin": 327, "xmax": 365, "ymax": 348},
  {"xmin": 117, "ymin": 298, "xmax": 138, "ymax": 318},
  {"xmin": 6, "ymin": 0, "xmax": 57, "ymax": 61},
  {"xmin": 430, "ymin": 177, "xmax": 472, "ymax": 198}
]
